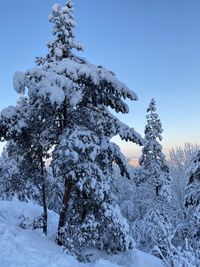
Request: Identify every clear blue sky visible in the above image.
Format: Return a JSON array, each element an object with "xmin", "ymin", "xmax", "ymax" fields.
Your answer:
[{"xmin": 0, "ymin": 0, "xmax": 200, "ymax": 158}]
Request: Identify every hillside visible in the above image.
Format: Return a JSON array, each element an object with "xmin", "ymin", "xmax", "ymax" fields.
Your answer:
[{"xmin": 0, "ymin": 199, "xmax": 164, "ymax": 267}]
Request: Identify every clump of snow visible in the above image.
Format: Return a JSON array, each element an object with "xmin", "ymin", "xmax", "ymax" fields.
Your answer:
[
  {"xmin": 13, "ymin": 71, "xmax": 26, "ymax": 94},
  {"xmin": 0, "ymin": 104, "xmax": 27, "ymax": 136},
  {"xmin": 0, "ymin": 199, "xmax": 164, "ymax": 267},
  {"xmin": 54, "ymin": 47, "xmax": 63, "ymax": 57},
  {"xmin": 1, "ymin": 106, "xmax": 16, "ymax": 120}
]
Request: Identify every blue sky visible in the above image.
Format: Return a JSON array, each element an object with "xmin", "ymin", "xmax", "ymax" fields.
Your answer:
[{"xmin": 0, "ymin": 0, "xmax": 200, "ymax": 158}]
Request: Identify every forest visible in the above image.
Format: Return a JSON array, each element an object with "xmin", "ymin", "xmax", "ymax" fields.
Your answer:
[{"xmin": 0, "ymin": 1, "xmax": 199, "ymax": 267}]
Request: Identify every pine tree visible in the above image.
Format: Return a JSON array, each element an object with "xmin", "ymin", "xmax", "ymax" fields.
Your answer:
[
  {"xmin": 133, "ymin": 99, "xmax": 174, "ymax": 259},
  {"xmin": 36, "ymin": 0, "xmax": 83, "ymax": 65},
  {"xmin": 185, "ymin": 151, "xmax": 200, "ymax": 247},
  {"xmin": 0, "ymin": 0, "xmax": 143, "ymax": 258},
  {"xmin": 139, "ymin": 98, "xmax": 169, "ymax": 197},
  {"xmin": 186, "ymin": 150, "xmax": 200, "ymax": 207},
  {"xmin": 45, "ymin": 1, "xmax": 143, "ymax": 256},
  {"xmin": 51, "ymin": 127, "xmax": 134, "ymax": 256},
  {"xmin": 0, "ymin": 141, "xmax": 22, "ymax": 200},
  {"xmin": 0, "ymin": 97, "xmax": 55, "ymax": 235}
]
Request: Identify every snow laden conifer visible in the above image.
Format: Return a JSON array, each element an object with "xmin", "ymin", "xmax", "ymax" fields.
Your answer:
[
  {"xmin": 0, "ymin": 141, "xmax": 22, "ymax": 200},
  {"xmin": 0, "ymin": 96, "xmax": 56, "ymax": 235},
  {"xmin": 52, "ymin": 127, "xmax": 135, "ymax": 258},
  {"xmin": 132, "ymin": 99, "xmax": 172, "ymax": 259},
  {"xmin": 186, "ymin": 150, "xmax": 200, "ymax": 207},
  {"xmin": 36, "ymin": 0, "xmax": 83, "ymax": 65},
  {"xmin": 139, "ymin": 98, "xmax": 169, "ymax": 197},
  {"xmin": 185, "ymin": 151, "xmax": 200, "ymax": 251},
  {"xmin": 0, "ymin": 0, "xmax": 143, "ymax": 259},
  {"xmin": 43, "ymin": 1, "xmax": 143, "ymax": 257}
]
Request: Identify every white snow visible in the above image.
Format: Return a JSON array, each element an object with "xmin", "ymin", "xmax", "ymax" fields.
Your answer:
[
  {"xmin": 13, "ymin": 71, "xmax": 26, "ymax": 94},
  {"xmin": 0, "ymin": 199, "xmax": 164, "ymax": 267},
  {"xmin": 1, "ymin": 105, "xmax": 17, "ymax": 119}
]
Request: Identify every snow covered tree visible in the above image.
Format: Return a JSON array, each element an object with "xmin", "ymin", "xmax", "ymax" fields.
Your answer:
[
  {"xmin": 186, "ymin": 150, "xmax": 200, "ymax": 208},
  {"xmin": 139, "ymin": 98, "xmax": 169, "ymax": 197},
  {"xmin": 150, "ymin": 208, "xmax": 200, "ymax": 267},
  {"xmin": 169, "ymin": 143, "xmax": 199, "ymax": 211},
  {"xmin": 0, "ymin": 141, "xmax": 22, "ymax": 200},
  {"xmin": 0, "ymin": 0, "xmax": 143, "ymax": 259},
  {"xmin": 131, "ymin": 99, "xmax": 173, "ymax": 258},
  {"xmin": 52, "ymin": 127, "xmax": 134, "ymax": 258},
  {"xmin": 184, "ymin": 151, "xmax": 200, "ymax": 252},
  {"xmin": 0, "ymin": 97, "xmax": 54, "ymax": 235},
  {"xmin": 36, "ymin": 0, "xmax": 83, "ymax": 65},
  {"xmin": 42, "ymin": 1, "xmax": 143, "ymax": 257},
  {"xmin": 167, "ymin": 143, "xmax": 199, "ymax": 250}
]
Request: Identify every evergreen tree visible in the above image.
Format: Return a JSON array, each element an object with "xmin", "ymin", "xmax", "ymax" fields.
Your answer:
[
  {"xmin": 0, "ymin": 97, "xmax": 55, "ymax": 235},
  {"xmin": 139, "ymin": 98, "xmax": 169, "ymax": 197},
  {"xmin": 43, "ymin": 0, "xmax": 143, "ymax": 257},
  {"xmin": 52, "ymin": 126, "xmax": 134, "ymax": 257},
  {"xmin": 0, "ymin": 141, "xmax": 22, "ymax": 200},
  {"xmin": 36, "ymin": 0, "xmax": 83, "ymax": 65},
  {"xmin": 186, "ymin": 150, "xmax": 200, "ymax": 207},
  {"xmin": 0, "ymin": 0, "xmax": 143, "ymax": 258},
  {"xmin": 185, "ymin": 151, "xmax": 200, "ymax": 250}
]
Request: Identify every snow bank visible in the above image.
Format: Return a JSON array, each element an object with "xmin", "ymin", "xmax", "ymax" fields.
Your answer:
[
  {"xmin": 0, "ymin": 199, "xmax": 164, "ymax": 267},
  {"xmin": 0, "ymin": 198, "xmax": 58, "ymax": 236}
]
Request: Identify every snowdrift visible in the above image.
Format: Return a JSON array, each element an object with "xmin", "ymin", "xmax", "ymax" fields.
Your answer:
[{"xmin": 0, "ymin": 199, "xmax": 164, "ymax": 267}]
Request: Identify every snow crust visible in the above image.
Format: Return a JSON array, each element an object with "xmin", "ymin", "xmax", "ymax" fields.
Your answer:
[{"xmin": 0, "ymin": 199, "xmax": 164, "ymax": 267}]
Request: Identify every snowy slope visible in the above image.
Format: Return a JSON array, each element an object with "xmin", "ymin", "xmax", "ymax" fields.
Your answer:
[{"xmin": 0, "ymin": 199, "xmax": 164, "ymax": 267}]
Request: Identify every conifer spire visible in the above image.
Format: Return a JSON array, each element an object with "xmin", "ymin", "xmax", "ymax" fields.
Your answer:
[
  {"xmin": 37, "ymin": 0, "xmax": 83, "ymax": 64},
  {"xmin": 139, "ymin": 98, "xmax": 169, "ymax": 196}
]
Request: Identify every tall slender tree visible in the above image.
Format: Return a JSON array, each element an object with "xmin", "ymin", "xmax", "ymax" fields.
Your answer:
[
  {"xmin": 186, "ymin": 150, "xmax": 200, "ymax": 207},
  {"xmin": 139, "ymin": 98, "xmax": 169, "ymax": 197}
]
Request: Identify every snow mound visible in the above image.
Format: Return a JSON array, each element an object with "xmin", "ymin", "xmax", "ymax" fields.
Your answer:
[{"xmin": 0, "ymin": 199, "xmax": 164, "ymax": 267}]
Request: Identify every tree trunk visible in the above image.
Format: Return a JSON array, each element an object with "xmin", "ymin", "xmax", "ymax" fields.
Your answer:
[
  {"xmin": 40, "ymin": 155, "xmax": 48, "ymax": 235},
  {"xmin": 63, "ymin": 97, "xmax": 67, "ymax": 129},
  {"xmin": 56, "ymin": 178, "xmax": 73, "ymax": 246},
  {"xmin": 156, "ymin": 185, "xmax": 159, "ymax": 196},
  {"xmin": 56, "ymin": 97, "xmax": 70, "ymax": 246}
]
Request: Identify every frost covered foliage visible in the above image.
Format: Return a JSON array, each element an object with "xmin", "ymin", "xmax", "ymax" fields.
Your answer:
[
  {"xmin": 124, "ymin": 147, "xmax": 200, "ymax": 266},
  {"xmin": 186, "ymin": 150, "xmax": 200, "ymax": 208},
  {"xmin": 0, "ymin": 0, "xmax": 143, "ymax": 260},
  {"xmin": 150, "ymin": 209, "xmax": 200, "ymax": 267},
  {"xmin": 169, "ymin": 143, "xmax": 199, "ymax": 211},
  {"xmin": 112, "ymin": 166, "xmax": 138, "ymax": 224},
  {"xmin": 113, "ymin": 168, "xmax": 200, "ymax": 267},
  {"xmin": 184, "ymin": 151, "xmax": 200, "ymax": 253},
  {"xmin": 0, "ymin": 102, "xmax": 28, "ymax": 139},
  {"xmin": 139, "ymin": 98, "xmax": 170, "ymax": 198},
  {"xmin": 0, "ymin": 141, "xmax": 22, "ymax": 200},
  {"xmin": 0, "ymin": 140, "xmax": 41, "ymax": 202},
  {"xmin": 144, "ymin": 148, "xmax": 200, "ymax": 266},
  {"xmin": 167, "ymin": 143, "xmax": 200, "ymax": 259}
]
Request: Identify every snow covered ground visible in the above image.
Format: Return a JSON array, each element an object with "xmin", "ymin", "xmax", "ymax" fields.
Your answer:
[{"xmin": 0, "ymin": 199, "xmax": 164, "ymax": 267}]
